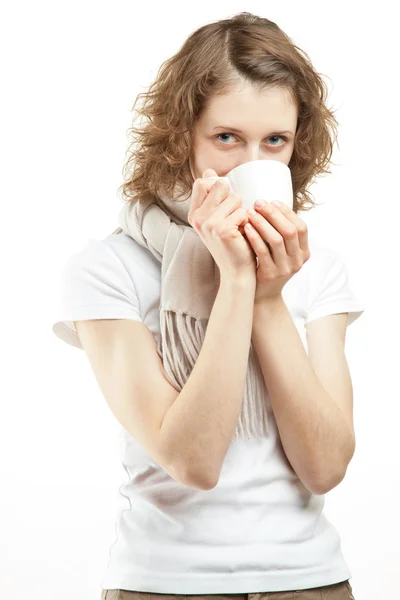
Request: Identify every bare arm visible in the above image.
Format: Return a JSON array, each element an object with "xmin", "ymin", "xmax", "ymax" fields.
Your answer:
[{"xmin": 160, "ymin": 274, "xmax": 257, "ymax": 489}]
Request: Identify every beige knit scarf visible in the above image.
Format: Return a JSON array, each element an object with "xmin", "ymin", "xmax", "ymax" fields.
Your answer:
[{"xmin": 116, "ymin": 186, "xmax": 270, "ymax": 441}]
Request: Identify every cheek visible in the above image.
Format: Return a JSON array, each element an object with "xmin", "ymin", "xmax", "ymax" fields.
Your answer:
[
  {"xmin": 193, "ymin": 140, "xmax": 235, "ymax": 177},
  {"xmin": 194, "ymin": 139, "xmax": 215, "ymax": 164},
  {"xmin": 284, "ymin": 143, "xmax": 295, "ymax": 165}
]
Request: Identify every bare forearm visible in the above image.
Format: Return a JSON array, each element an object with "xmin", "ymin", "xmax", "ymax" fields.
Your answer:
[
  {"xmin": 251, "ymin": 296, "xmax": 354, "ymax": 495},
  {"xmin": 161, "ymin": 275, "xmax": 257, "ymax": 490}
]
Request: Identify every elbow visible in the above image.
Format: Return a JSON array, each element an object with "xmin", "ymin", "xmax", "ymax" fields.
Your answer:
[
  {"xmin": 176, "ymin": 459, "xmax": 219, "ymax": 490},
  {"xmin": 306, "ymin": 445, "xmax": 354, "ymax": 495},
  {"xmin": 165, "ymin": 450, "xmax": 219, "ymax": 491},
  {"xmin": 309, "ymin": 468, "xmax": 347, "ymax": 495},
  {"xmin": 183, "ymin": 467, "xmax": 219, "ymax": 491},
  {"xmin": 166, "ymin": 454, "xmax": 219, "ymax": 490}
]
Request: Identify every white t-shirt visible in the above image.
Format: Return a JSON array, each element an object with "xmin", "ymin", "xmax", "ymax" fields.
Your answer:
[{"xmin": 52, "ymin": 231, "xmax": 365, "ymax": 594}]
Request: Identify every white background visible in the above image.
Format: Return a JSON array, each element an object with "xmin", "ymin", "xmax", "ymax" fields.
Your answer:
[{"xmin": 1, "ymin": 1, "xmax": 398, "ymax": 599}]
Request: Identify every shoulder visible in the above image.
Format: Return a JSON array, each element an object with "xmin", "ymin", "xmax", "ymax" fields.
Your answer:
[
  {"xmin": 100, "ymin": 232, "xmax": 160, "ymax": 282},
  {"xmin": 302, "ymin": 236, "xmax": 365, "ymax": 327},
  {"xmin": 297, "ymin": 235, "xmax": 350, "ymax": 295},
  {"xmin": 64, "ymin": 231, "xmax": 160, "ymax": 283},
  {"xmin": 305, "ymin": 235, "xmax": 343, "ymax": 274},
  {"xmin": 53, "ymin": 233, "xmax": 148, "ymax": 350},
  {"xmin": 287, "ymin": 235, "xmax": 339, "ymax": 293},
  {"xmin": 284, "ymin": 235, "xmax": 350, "ymax": 308}
]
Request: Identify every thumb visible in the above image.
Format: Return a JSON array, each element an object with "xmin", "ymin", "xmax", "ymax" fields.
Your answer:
[{"xmin": 202, "ymin": 168, "xmax": 218, "ymax": 179}]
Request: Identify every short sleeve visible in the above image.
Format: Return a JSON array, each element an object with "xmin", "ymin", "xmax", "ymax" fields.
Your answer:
[
  {"xmin": 52, "ymin": 240, "xmax": 142, "ymax": 350},
  {"xmin": 305, "ymin": 248, "xmax": 365, "ymax": 327}
]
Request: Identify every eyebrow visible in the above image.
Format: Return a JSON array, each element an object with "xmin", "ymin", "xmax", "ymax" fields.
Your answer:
[{"xmin": 212, "ymin": 126, "xmax": 294, "ymax": 135}]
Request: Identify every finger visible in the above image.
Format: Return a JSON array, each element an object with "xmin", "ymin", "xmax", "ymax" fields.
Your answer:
[
  {"xmin": 252, "ymin": 202, "xmax": 299, "ymax": 258},
  {"xmin": 238, "ymin": 217, "xmax": 250, "ymax": 236},
  {"xmin": 190, "ymin": 173, "xmax": 222, "ymax": 214},
  {"xmin": 221, "ymin": 205, "xmax": 248, "ymax": 230},
  {"xmin": 267, "ymin": 201, "xmax": 309, "ymax": 253},
  {"xmin": 248, "ymin": 209, "xmax": 287, "ymax": 267},
  {"xmin": 278, "ymin": 203, "xmax": 309, "ymax": 253},
  {"xmin": 203, "ymin": 178, "xmax": 232, "ymax": 213},
  {"xmin": 244, "ymin": 223, "xmax": 275, "ymax": 267}
]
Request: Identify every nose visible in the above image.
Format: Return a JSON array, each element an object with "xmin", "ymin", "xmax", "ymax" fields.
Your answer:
[{"xmin": 242, "ymin": 146, "xmax": 268, "ymax": 163}]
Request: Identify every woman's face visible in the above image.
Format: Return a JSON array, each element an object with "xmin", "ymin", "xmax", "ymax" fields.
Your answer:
[{"xmin": 191, "ymin": 82, "xmax": 298, "ymax": 180}]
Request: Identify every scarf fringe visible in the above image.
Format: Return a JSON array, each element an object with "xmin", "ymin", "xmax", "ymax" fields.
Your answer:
[{"xmin": 156, "ymin": 309, "xmax": 270, "ymax": 442}]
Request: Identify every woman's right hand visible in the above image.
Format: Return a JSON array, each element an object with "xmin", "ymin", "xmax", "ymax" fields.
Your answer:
[{"xmin": 188, "ymin": 169, "xmax": 257, "ymax": 283}]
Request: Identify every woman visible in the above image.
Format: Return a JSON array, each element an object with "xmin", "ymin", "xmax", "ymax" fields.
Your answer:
[{"xmin": 52, "ymin": 12, "xmax": 364, "ymax": 600}]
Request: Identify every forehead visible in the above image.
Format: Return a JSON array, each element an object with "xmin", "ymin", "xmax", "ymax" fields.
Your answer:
[{"xmin": 200, "ymin": 85, "xmax": 298, "ymax": 130}]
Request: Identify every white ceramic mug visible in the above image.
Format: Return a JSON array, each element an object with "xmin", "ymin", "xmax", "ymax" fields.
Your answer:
[{"xmin": 206, "ymin": 159, "xmax": 293, "ymax": 212}]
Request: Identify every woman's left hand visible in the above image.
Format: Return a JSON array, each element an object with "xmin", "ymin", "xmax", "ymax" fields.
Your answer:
[{"xmin": 244, "ymin": 200, "xmax": 311, "ymax": 304}]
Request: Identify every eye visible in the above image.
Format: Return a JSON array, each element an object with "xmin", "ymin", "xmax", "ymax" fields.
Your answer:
[
  {"xmin": 216, "ymin": 133, "xmax": 237, "ymax": 144},
  {"xmin": 268, "ymin": 135, "xmax": 288, "ymax": 146},
  {"xmin": 215, "ymin": 133, "xmax": 288, "ymax": 147}
]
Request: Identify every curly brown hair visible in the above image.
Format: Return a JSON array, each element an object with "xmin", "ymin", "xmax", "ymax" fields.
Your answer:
[{"xmin": 112, "ymin": 12, "xmax": 339, "ymax": 235}]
